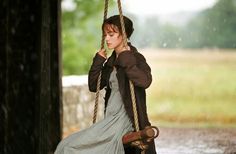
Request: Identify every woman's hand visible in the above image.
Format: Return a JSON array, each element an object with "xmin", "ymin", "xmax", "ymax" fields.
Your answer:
[{"xmin": 97, "ymin": 48, "xmax": 107, "ymax": 59}]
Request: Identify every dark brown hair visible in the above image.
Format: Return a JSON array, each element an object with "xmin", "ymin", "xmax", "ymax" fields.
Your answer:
[{"xmin": 102, "ymin": 15, "xmax": 134, "ymax": 39}]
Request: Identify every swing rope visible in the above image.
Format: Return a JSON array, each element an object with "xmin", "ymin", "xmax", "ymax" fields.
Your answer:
[
  {"xmin": 117, "ymin": 0, "xmax": 128, "ymax": 49},
  {"xmin": 117, "ymin": 0, "xmax": 140, "ymax": 134},
  {"xmin": 117, "ymin": 3, "xmax": 147, "ymax": 153},
  {"xmin": 100, "ymin": 0, "xmax": 109, "ymax": 50},
  {"xmin": 93, "ymin": 0, "xmax": 109, "ymax": 124},
  {"xmin": 117, "ymin": 1, "xmax": 147, "ymax": 152}
]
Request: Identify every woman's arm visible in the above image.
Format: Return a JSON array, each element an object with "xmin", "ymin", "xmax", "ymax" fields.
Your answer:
[{"xmin": 116, "ymin": 51, "xmax": 152, "ymax": 89}]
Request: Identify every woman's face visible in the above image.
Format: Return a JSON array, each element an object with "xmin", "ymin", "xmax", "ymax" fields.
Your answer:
[{"xmin": 103, "ymin": 24, "xmax": 123, "ymax": 50}]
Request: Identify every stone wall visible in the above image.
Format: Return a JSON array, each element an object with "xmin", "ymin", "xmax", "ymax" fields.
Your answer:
[{"xmin": 62, "ymin": 75, "xmax": 105, "ymax": 137}]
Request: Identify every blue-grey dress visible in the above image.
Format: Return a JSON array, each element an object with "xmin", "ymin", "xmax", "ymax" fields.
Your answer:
[{"xmin": 54, "ymin": 69, "xmax": 134, "ymax": 154}]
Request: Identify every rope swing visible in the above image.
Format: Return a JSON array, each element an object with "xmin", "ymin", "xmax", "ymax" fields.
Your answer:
[
  {"xmin": 92, "ymin": 0, "xmax": 109, "ymax": 124},
  {"xmin": 92, "ymin": 0, "xmax": 159, "ymax": 153}
]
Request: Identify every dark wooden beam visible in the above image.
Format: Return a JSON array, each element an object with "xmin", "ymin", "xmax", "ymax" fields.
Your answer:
[{"xmin": 0, "ymin": 0, "xmax": 62, "ymax": 153}]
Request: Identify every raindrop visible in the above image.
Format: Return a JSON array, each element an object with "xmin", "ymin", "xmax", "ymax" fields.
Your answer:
[
  {"xmin": 30, "ymin": 15, "xmax": 35, "ymax": 22},
  {"xmin": 178, "ymin": 37, "xmax": 182, "ymax": 42},
  {"xmin": 162, "ymin": 43, "xmax": 167, "ymax": 47},
  {"xmin": 19, "ymin": 64, "xmax": 24, "ymax": 71},
  {"xmin": 11, "ymin": 28, "xmax": 15, "ymax": 34},
  {"xmin": 1, "ymin": 104, "xmax": 7, "ymax": 113}
]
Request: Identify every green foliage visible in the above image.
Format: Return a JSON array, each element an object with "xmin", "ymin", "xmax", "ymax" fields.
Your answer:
[
  {"xmin": 183, "ymin": 0, "xmax": 236, "ymax": 48},
  {"xmin": 132, "ymin": 0, "xmax": 236, "ymax": 49},
  {"xmin": 62, "ymin": 0, "xmax": 106, "ymax": 75}
]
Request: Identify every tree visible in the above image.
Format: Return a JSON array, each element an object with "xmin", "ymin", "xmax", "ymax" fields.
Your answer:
[
  {"xmin": 62, "ymin": 0, "xmax": 110, "ymax": 75},
  {"xmin": 183, "ymin": 0, "xmax": 236, "ymax": 48}
]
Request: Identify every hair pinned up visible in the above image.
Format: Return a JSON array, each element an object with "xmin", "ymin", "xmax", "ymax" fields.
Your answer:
[{"xmin": 102, "ymin": 15, "xmax": 134, "ymax": 39}]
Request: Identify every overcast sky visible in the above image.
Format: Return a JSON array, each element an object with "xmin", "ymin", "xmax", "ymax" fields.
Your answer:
[
  {"xmin": 62, "ymin": 0, "xmax": 217, "ymax": 16},
  {"xmin": 123, "ymin": 0, "xmax": 217, "ymax": 15}
]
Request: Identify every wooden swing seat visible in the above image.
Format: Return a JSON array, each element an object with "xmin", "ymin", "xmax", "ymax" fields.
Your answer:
[{"xmin": 122, "ymin": 126, "xmax": 159, "ymax": 145}]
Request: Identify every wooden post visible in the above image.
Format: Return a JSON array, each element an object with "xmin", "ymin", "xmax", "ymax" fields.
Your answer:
[{"xmin": 0, "ymin": 0, "xmax": 62, "ymax": 153}]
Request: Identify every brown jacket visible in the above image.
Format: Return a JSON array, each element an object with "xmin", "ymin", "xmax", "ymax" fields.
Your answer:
[{"xmin": 88, "ymin": 43, "xmax": 156, "ymax": 154}]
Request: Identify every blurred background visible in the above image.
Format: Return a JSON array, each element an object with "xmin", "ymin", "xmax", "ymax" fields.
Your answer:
[{"xmin": 61, "ymin": 0, "xmax": 236, "ymax": 129}]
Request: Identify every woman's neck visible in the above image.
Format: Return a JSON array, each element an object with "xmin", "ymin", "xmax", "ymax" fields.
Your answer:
[{"xmin": 115, "ymin": 43, "xmax": 130, "ymax": 57}]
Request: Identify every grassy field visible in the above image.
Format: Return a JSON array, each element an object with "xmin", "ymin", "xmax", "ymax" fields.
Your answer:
[{"xmin": 141, "ymin": 49, "xmax": 236, "ymax": 127}]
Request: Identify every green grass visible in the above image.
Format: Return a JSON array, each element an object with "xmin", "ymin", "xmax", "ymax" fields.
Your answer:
[{"xmin": 142, "ymin": 49, "xmax": 236, "ymax": 127}]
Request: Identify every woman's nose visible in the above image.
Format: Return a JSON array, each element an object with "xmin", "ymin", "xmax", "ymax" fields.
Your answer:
[{"xmin": 105, "ymin": 36, "xmax": 109, "ymax": 41}]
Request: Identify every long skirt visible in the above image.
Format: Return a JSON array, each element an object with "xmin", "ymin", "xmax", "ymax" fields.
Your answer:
[{"xmin": 54, "ymin": 69, "xmax": 133, "ymax": 154}]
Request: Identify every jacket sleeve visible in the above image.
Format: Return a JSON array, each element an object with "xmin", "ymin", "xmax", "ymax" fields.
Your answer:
[
  {"xmin": 88, "ymin": 53, "xmax": 107, "ymax": 92},
  {"xmin": 116, "ymin": 51, "xmax": 152, "ymax": 89}
]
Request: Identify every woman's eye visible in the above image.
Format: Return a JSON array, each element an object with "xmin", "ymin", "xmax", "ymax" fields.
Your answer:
[
  {"xmin": 108, "ymin": 32, "xmax": 114, "ymax": 37},
  {"xmin": 104, "ymin": 32, "xmax": 114, "ymax": 37}
]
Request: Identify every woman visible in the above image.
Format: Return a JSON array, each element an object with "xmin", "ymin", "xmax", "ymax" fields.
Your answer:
[{"xmin": 55, "ymin": 15, "xmax": 156, "ymax": 154}]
